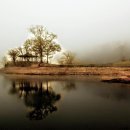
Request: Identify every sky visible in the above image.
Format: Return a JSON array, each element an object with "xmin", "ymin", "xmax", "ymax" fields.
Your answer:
[{"xmin": 0, "ymin": 0, "xmax": 130, "ymax": 63}]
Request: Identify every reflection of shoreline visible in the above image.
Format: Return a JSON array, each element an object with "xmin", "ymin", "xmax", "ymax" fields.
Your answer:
[
  {"xmin": 4, "ymin": 74, "xmax": 101, "ymax": 83},
  {"xmin": 9, "ymin": 80, "xmax": 61, "ymax": 120}
]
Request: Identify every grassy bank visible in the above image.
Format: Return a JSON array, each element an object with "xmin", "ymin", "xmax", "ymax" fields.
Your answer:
[{"xmin": 2, "ymin": 67, "xmax": 130, "ymax": 77}]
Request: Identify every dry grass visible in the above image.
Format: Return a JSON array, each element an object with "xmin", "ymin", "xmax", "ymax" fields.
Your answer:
[
  {"xmin": 112, "ymin": 61, "xmax": 130, "ymax": 67},
  {"xmin": 3, "ymin": 67, "xmax": 130, "ymax": 78}
]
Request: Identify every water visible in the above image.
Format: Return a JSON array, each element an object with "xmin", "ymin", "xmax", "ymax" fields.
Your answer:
[{"xmin": 0, "ymin": 74, "xmax": 130, "ymax": 129}]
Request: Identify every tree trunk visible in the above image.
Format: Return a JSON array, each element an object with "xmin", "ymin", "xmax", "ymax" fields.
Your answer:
[
  {"xmin": 47, "ymin": 54, "xmax": 49, "ymax": 64},
  {"xmin": 13, "ymin": 57, "xmax": 16, "ymax": 65},
  {"xmin": 46, "ymin": 81, "xmax": 49, "ymax": 94},
  {"xmin": 40, "ymin": 52, "xmax": 43, "ymax": 63}
]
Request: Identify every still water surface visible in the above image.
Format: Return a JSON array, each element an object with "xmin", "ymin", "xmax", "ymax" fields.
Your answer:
[{"xmin": 0, "ymin": 74, "xmax": 130, "ymax": 129}]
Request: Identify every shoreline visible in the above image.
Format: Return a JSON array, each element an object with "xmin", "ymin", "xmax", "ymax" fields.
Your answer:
[{"xmin": 2, "ymin": 66, "xmax": 130, "ymax": 77}]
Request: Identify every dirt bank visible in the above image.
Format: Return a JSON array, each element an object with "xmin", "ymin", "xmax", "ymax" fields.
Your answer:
[{"xmin": 2, "ymin": 67, "xmax": 130, "ymax": 77}]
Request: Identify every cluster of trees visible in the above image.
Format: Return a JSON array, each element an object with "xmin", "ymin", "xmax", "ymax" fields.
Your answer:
[
  {"xmin": 7, "ymin": 25, "xmax": 76, "ymax": 66},
  {"xmin": 8, "ymin": 25, "xmax": 61, "ymax": 65}
]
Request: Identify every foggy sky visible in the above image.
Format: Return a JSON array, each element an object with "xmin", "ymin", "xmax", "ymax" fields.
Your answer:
[{"xmin": 0, "ymin": 0, "xmax": 130, "ymax": 63}]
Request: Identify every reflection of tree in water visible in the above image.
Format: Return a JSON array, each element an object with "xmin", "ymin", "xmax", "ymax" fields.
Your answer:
[
  {"xmin": 9, "ymin": 80, "xmax": 61, "ymax": 120},
  {"xmin": 63, "ymin": 81, "xmax": 76, "ymax": 91},
  {"xmin": 9, "ymin": 81, "xmax": 18, "ymax": 94}
]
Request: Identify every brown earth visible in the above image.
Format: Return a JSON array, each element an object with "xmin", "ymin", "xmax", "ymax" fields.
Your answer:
[{"xmin": 2, "ymin": 67, "xmax": 130, "ymax": 77}]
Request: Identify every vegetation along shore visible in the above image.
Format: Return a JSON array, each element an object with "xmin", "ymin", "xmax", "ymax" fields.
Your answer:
[{"xmin": 2, "ymin": 25, "xmax": 130, "ymax": 84}]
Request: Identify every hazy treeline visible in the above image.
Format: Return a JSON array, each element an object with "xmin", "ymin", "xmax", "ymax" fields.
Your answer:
[{"xmin": 80, "ymin": 42, "xmax": 130, "ymax": 64}]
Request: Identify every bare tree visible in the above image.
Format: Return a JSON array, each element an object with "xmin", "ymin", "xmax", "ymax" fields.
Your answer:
[
  {"xmin": 44, "ymin": 43, "xmax": 61, "ymax": 64},
  {"xmin": 18, "ymin": 47, "xmax": 24, "ymax": 55},
  {"xmin": 44, "ymin": 33, "xmax": 61, "ymax": 64},
  {"xmin": 8, "ymin": 49, "xmax": 19, "ymax": 65},
  {"xmin": 30, "ymin": 25, "xmax": 61, "ymax": 64},
  {"xmin": 32, "ymin": 37, "xmax": 46, "ymax": 63},
  {"xmin": 29, "ymin": 26, "xmax": 48, "ymax": 63},
  {"xmin": 29, "ymin": 25, "xmax": 44, "ymax": 37},
  {"xmin": 58, "ymin": 51, "xmax": 75, "ymax": 65},
  {"xmin": 23, "ymin": 39, "xmax": 32, "ymax": 54},
  {"xmin": 17, "ymin": 47, "xmax": 24, "ymax": 61}
]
